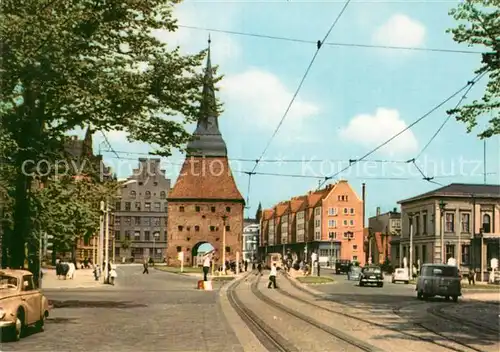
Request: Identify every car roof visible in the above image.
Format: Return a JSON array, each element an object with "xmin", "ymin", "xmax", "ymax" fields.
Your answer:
[
  {"xmin": 0, "ymin": 269, "xmax": 32, "ymax": 277},
  {"xmin": 422, "ymin": 264, "xmax": 456, "ymax": 268}
]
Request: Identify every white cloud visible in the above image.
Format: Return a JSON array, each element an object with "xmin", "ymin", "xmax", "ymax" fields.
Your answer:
[
  {"xmin": 372, "ymin": 14, "xmax": 426, "ymax": 48},
  {"xmin": 339, "ymin": 108, "xmax": 418, "ymax": 156},
  {"xmin": 220, "ymin": 69, "xmax": 320, "ymax": 139},
  {"xmin": 151, "ymin": 4, "xmax": 240, "ymax": 66}
]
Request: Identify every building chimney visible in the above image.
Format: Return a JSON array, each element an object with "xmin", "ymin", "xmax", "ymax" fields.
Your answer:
[
  {"xmin": 393, "ymin": 207, "xmax": 397, "ymax": 213},
  {"xmin": 376, "ymin": 207, "xmax": 381, "ymax": 216}
]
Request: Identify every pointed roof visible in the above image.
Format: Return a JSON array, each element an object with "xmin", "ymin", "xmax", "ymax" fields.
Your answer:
[{"xmin": 186, "ymin": 37, "xmax": 228, "ymax": 157}]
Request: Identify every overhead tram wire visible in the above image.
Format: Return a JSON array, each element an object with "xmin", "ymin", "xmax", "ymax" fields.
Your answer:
[
  {"xmin": 317, "ymin": 72, "xmax": 486, "ymax": 190},
  {"xmin": 250, "ymin": 0, "xmax": 352, "ymax": 175},
  {"xmin": 177, "ymin": 25, "xmax": 483, "ymax": 55},
  {"xmin": 99, "ymin": 131, "xmax": 121, "ymax": 160}
]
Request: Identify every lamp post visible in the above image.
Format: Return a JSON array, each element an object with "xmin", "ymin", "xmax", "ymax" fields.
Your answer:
[
  {"xmin": 222, "ymin": 215, "xmax": 227, "ymax": 273},
  {"xmin": 408, "ymin": 212, "xmax": 414, "ymax": 280},
  {"xmin": 329, "ymin": 232, "xmax": 334, "ymax": 267},
  {"xmin": 439, "ymin": 200, "xmax": 447, "ymax": 264}
]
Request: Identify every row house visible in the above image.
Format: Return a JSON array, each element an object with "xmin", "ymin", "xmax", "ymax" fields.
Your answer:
[{"xmin": 260, "ymin": 180, "xmax": 365, "ymax": 266}]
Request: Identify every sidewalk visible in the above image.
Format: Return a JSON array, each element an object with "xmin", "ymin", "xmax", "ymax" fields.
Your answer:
[{"xmin": 41, "ymin": 268, "xmax": 102, "ymax": 289}]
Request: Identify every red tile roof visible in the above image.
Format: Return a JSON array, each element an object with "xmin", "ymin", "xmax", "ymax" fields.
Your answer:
[{"xmin": 168, "ymin": 157, "xmax": 244, "ymax": 201}]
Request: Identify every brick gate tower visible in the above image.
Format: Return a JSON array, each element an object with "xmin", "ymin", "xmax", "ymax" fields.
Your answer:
[{"xmin": 166, "ymin": 40, "xmax": 245, "ymax": 267}]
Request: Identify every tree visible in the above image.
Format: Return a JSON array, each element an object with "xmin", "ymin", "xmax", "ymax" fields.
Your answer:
[
  {"xmin": 255, "ymin": 202, "xmax": 262, "ymax": 222},
  {"xmin": 447, "ymin": 0, "xmax": 500, "ymax": 138},
  {"xmin": 1, "ymin": 0, "xmax": 215, "ymax": 267}
]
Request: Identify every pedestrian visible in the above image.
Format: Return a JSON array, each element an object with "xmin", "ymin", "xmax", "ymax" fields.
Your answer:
[
  {"xmin": 468, "ymin": 270, "xmax": 475, "ymax": 285},
  {"xmin": 93, "ymin": 264, "xmax": 101, "ymax": 281},
  {"xmin": 244, "ymin": 260, "xmax": 248, "ymax": 272},
  {"xmin": 143, "ymin": 261, "xmax": 149, "ymax": 274},
  {"xmin": 257, "ymin": 262, "xmax": 262, "ymax": 276},
  {"xmin": 109, "ymin": 266, "xmax": 117, "ymax": 286},
  {"xmin": 268, "ymin": 263, "xmax": 278, "ymax": 289},
  {"xmin": 252, "ymin": 261, "xmax": 256, "ymax": 270},
  {"xmin": 317, "ymin": 261, "xmax": 321, "ymax": 277},
  {"xmin": 202, "ymin": 252, "xmax": 211, "ymax": 281}
]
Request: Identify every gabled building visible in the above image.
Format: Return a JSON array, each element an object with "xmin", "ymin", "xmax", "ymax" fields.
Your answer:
[
  {"xmin": 396, "ymin": 183, "xmax": 500, "ymax": 279},
  {"xmin": 368, "ymin": 207, "xmax": 401, "ymax": 264},
  {"xmin": 166, "ymin": 43, "xmax": 245, "ymax": 266},
  {"xmin": 260, "ymin": 180, "xmax": 365, "ymax": 265}
]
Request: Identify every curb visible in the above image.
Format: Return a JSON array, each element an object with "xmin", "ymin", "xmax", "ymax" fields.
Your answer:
[{"xmin": 283, "ymin": 272, "xmax": 324, "ymax": 295}]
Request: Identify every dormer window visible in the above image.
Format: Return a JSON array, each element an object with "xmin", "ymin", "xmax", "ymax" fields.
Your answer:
[
  {"xmin": 179, "ymin": 206, "xmax": 184, "ymax": 212},
  {"xmin": 160, "ymin": 191, "xmax": 166, "ymax": 199},
  {"xmin": 178, "ymin": 225, "xmax": 183, "ymax": 231},
  {"xmin": 145, "ymin": 191, "xmax": 151, "ymax": 199}
]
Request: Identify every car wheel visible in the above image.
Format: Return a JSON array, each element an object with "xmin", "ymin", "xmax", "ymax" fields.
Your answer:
[
  {"xmin": 417, "ymin": 291, "xmax": 423, "ymax": 300},
  {"xmin": 391, "ymin": 279, "xmax": 395, "ymax": 284},
  {"xmin": 6, "ymin": 316, "xmax": 23, "ymax": 342},
  {"xmin": 378, "ymin": 283, "xmax": 383, "ymax": 287},
  {"xmin": 359, "ymin": 282, "xmax": 364, "ymax": 287},
  {"xmin": 452, "ymin": 295, "xmax": 458, "ymax": 303},
  {"xmin": 444, "ymin": 296, "xmax": 450, "ymax": 301},
  {"xmin": 35, "ymin": 313, "xmax": 46, "ymax": 332},
  {"xmin": 405, "ymin": 281, "xmax": 409, "ymax": 284}
]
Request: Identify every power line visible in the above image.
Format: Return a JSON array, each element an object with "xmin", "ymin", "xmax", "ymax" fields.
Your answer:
[
  {"xmin": 99, "ymin": 131, "xmax": 121, "ymax": 160},
  {"xmin": 177, "ymin": 25, "xmax": 483, "ymax": 55},
  {"xmin": 317, "ymin": 72, "xmax": 485, "ymax": 189},
  {"xmin": 251, "ymin": 0, "xmax": 352, "ymax": 176}
]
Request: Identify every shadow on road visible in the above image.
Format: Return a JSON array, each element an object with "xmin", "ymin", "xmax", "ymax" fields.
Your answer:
[{"xmin": 50, "ymin": 300, "xmax": 147, "ymax": 309}]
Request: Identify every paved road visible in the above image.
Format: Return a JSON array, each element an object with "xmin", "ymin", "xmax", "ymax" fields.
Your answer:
[{"xmin": 2, "ymin": 266, "xmax": 242, "ymax": 352}]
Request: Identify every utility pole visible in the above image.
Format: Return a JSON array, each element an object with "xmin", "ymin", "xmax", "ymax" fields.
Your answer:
[
  {"xmin": 104, "ymin": 200, "xmax": 110, "ymax": 283},
  {"xmin": 98, "ymin": 202, "xmax": 105, "ymax": 269},
  {"xmin": 439, "ymin": 200, "xmax": 446, "ymax": 264},
  {"xmin": 362, "ymin": 183, "xmax": 368, "ymax": 264},
  {"xmin": 222, "ymin": 215, "xmax": 227, "ymax": 273},
  {"xmin": 408, "ymin": 213, "xmax": 414, "ymax": 279}
]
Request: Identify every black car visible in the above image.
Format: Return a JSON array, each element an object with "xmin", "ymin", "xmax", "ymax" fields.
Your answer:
[
  {"xmin": 335, "ymin": 259, "xmax": 351, "ymax": 275},
  {"xmin": 359, "ymin": 265, "xmax": 384, "ymax": 287}
]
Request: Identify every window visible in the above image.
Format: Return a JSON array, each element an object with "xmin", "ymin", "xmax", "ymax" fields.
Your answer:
[
  {"xmin": 178, "ymin": 226, "xmax": 183, "ymax": 231},
  {"xmin": 225, "ymin": 225, "xmax": 231, "ymax": 231},
  {"xmin": 154, "ymin": 202, "xmax": 161, "ymax": 211},
  {"xmin": 153, "ymin": 232, "xmax": 160, "ymax": 239},
  {"xmin": 210, "ymin": 226, "xmax": 216, "ymax": 232},
  {"xmin": 114, "ymin": 231, "xmax": 121, "ymax": 240},
  {"xmin": 315, "ymin": 219, "xmax": 320, "ymax": 227},
  {"xmin": 314, "ymin": 231, "xmax": 321, "ymax": 240},
  {"xmin": 115, "ymin": 217, "xmax": 121, "ymax": 225},
  {"xmin": 160, "ymin": 191, "xmax": 166, "ymax": 199},
  {"xmin": 125, "ymin": 231, "xmax": 131, "ymax": 240},
  {"xmin": 445, "ymin": 213, "xmax": 455, "ymax": 232},
  {"xmin": 352, "ymin": 256, "xmax": 358, "ymax": 261},
  {"xmin": 125, "ymin": 217, "xmax": 131, "ymax": 225},
  {"xmin": 115, "ymin": 202, "xmax": 121, "ymax": 211},
  {"xmin": 211, "ymin": 206, "xmax": 216, "ymax": 212},
  {"xmin": 422, "ymin": 214, "xmax": 427, "ymax": 234},
  {"xmin": 195, "ymin": 225, "xmax": 200, "ymax": 231},
  {"xmin": 164, "ymin": 202, "xmax": 168, "ymax": 212},
  {"xmin": 328, "ymin": 207, "xmax": 337, "ymax": 216},
  {"xmin": 343, "ymin": 207, "xmax": 348, "ymax": 214},
  {"xmin": 422, "ymin": 245, "xmax": 427, "ymax": 263},
  {"xmin": 461, "ymin": 244, "xmax": 470, "ymax": 264},
  {"xmin": 134, "ymin": 217, "xmax": 141, "ymax": 226},
  {"xmin": 143, "ymin": 217, "xmax": 150, "ymax": 226},
  {"xmin": 461, "ymin": 213, "xmax": 470, "ymax": 233},
  {"xmin": 349, "ymin": 220, "xmax": 354, "ymax": 226},
  {"xmin": 445, "ymin": 244, "xmax": 455, "ymax": 260},
  {"xmin": 315, "ymin": 207, "xmax": 320, "ymax": 216},
  {"xmin": 144, "ymin": 231, "xmax": 150, "ymax": 241},
  {"xmin": 350, "ymin": 208, "xmax": 354, "ymax": 214},
  {"xmin": 319, "ymin": 249, "xmax": 329, "ymax": 257},
  {"xmin": 145, "ymin": 191, "xmax": 151, "ymax": 199},
  {"xmin": 353, "ymin": 245, "xmax": 358, "ymax": 250},
  {"xmin": 179, "ymin": 206, "xmax": 184, "ymax": 212},
  {"xmin": 226, "ymin": 207, "xmax": 231, "ymax": 212},
  {"xmin": 145, "ymin": 202, "xmax": 151, "ymax": 211},
  {"xmin": 343, "ymin": 220, "xmax": 348, "ymax": 226},
  {"xmin": 176, "ymin": 246, "xmax": 182, "ymax": 252},
  {"xmin": 482, "ymin": 214, "xmax": 491, "ymax": 233},
  {"xmin": 134, "ymin": 231, "xmax": 140, "ymax": 240},
  {"xmin": 328, "ymin": 231, "xmax": 336, "ymax": 239},
  {"xmin": 135, "ymin": 202, "xmax": 141, "ymax": 210},
  {"xmin": 328, "ymin": 219, "xmax": 336, "ymax": 228},
  {"xmin": 153, "ymin": 217, "xmax": 160, "ymax": 226},
  {"xmin": 130, "ymin": 191, "xmax": 136, "ymax": 199},
  {"xmin": 341, "ymin": 196, "xmax": 345, "ymax": 201},
  {"xmin": 124, "ymin": 202, "xmax": 131, "ymax": 211},
  {"xmin": 195, "ymin": 206, "xmax": 200, "ymax": 212},
  {"xmin": 22, "ymin": 276, "xmax": 35, "ymax": 291}
]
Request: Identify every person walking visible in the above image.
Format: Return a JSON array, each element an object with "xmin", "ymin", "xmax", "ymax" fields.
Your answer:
[
  {"xmin": 93, "ymin": 264, "xmax": 101, "ymax": 281},
  {"xmin": 257, "ymin": 262, "xmax": 262, "ymax": 276},
  {"xmin": 268, "ymin": 263, "xmax": 278, "ymax": 289},
  {"xmin": 244, "ymin": 260, "xmax": 248, "ymax": 272},
  {"xmin": 202, "ymin": 252, "xmax": 211, "ymax": 281},
  {"xmin": 143, "ymin": 261, "xmax": 149, "ymax": 274}
]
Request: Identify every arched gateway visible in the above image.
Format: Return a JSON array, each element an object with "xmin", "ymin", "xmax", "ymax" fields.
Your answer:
[{"xmin": 165, "ymin": 39, "xmax": 245, "ymax": 267}]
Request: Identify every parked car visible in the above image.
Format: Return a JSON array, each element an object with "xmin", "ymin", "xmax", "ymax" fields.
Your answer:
[
  {"xmin": 416, "ymin": 264, "xmax": 461, "ymax": 302},
  {"xmin": 347, "ymin": 266, "xmax": 362, "ymax": 281},
  {"xmin": 0, "ymin": 269, "xmax": 50, "ymax": 341},
  {"xmin": 359, "ymin": 265, "xmax": 384, "ymax": 287},
  {"xmin": 392, "ymin": 268, "xmax": 410, "ymax": 284},
  {"xmin": 335, "ymin": 259, "xmax": 351, "ymax": 275}
]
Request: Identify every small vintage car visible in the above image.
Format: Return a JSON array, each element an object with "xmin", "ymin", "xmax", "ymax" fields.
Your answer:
[
  {"xmin": 392, "ymin": 268, "xmax": 410, "ymax": 284},
  {"xmin": 359, "ymin": 265, "xmax": 384, "ymax": 287},
  {"xmin": 0, "ymin": 269, "xmax": 50, "ymax": 341},
  {"xmin": 335, "ymin": 259, "xmax": 352, "ymax": 275},
  {"xmin": 347, "ymin": 266, "xmax": 362, "ymax": 281},
  {"xmin": 416, "ymin": 264, "xmax": 461, "ymax": 302}
]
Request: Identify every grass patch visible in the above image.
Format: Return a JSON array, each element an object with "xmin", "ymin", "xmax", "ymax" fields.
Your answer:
[
  {"xmin": 297, "ymin": 276, "xmax": 334, "ymax": 284},
  {"xmin": 212, "ymin": 276, "xmax": 235, "ymax": 282},
  {"xmin": 155, "ymin": 266, "xmax": 202, "ymax": 274},
  {"xmin": 462, "ymin": 283, "xmax": 500, "ymax": 290}
]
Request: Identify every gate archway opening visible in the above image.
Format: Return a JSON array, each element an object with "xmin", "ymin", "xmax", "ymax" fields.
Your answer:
[{"xmin": 192, "ymin": 242, "xmax": 215, "ymax": 267}]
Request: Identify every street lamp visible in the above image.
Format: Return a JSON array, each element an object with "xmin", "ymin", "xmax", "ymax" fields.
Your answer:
[
  {"xmin": 329, "ymin": 232, "xmax": 334, "ymax": 268},
  {"xmin": 221, "ymin": 215, "xmax": 228, "ymax": 273},
  {"xmin": 439, "ymin": 200, "xmax": 447, "ymax": 264},
  {"xmin": 408, "ymin": 212, "xmax": 414, "ymax": 280}
]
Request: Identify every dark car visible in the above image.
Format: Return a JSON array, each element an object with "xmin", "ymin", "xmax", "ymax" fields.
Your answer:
[
  {"xmin": 335, "ymin": 260, "xmax": 351, "ymax": 274},
  {"xmin": 359, "ymin": 265, "xmax": 384, "ymax": 287}
]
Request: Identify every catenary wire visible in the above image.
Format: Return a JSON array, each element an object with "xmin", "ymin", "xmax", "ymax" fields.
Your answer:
[
  {"xmin": 99, "ymin": 131, "xmax": 121, "ymax": 160},
  {"xmin": 316, "ymin": 72, "xmax": 487, "ymax": 190},
  {"xmin": 177, "ymin": 25, "xmax": 483, "ymax": 55},
  {"xmin": 251, "ymin": 0, "xmax": 352, "ymax": 176}
]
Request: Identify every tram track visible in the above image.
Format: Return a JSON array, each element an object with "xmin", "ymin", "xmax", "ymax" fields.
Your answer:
[
  {"xmin": 426, "ymin": 304, "xmax": 499, "ymax": 335},
  {"xmin": 282, "ymin": 273, "xmax": 486, "ymax": 352}
]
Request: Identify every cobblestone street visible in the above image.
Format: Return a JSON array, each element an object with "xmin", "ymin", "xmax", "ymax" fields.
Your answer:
[{"xmin": 1, "ymin": 266, "xmax": 243, "ymax": 352}]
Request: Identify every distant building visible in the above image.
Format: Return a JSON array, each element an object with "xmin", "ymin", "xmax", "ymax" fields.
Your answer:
[
  {"xmin": 166, "ymin": 44, "xmax": 244, "ymax": 266},
  {"xmin": 243, "ymin": 219, "xmax": 259, "ymax": 261},
  {"xmin": 368, "ymin": 207, "xmax": 401, "ymax": 264},
  {"xmin": 260, "ymin": 180, "xmax": 365, "ymax": 266},
  {"xmin": 114, "ymin": 158, "xmax": 170, "ymax": 262},
  {"xmin": 396, "ymin": 183, "xmax": 500, "ymax": 279}
]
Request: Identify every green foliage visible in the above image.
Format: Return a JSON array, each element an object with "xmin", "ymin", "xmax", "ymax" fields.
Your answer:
[{"xmin": 447, "ymin": 0, "xmax": 500, "ymax": 138}]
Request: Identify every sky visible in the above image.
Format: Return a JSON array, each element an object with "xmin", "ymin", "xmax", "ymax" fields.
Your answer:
[{"xmin": 77, "ymin": 0, "xmax": 499, "ymax": 220}]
